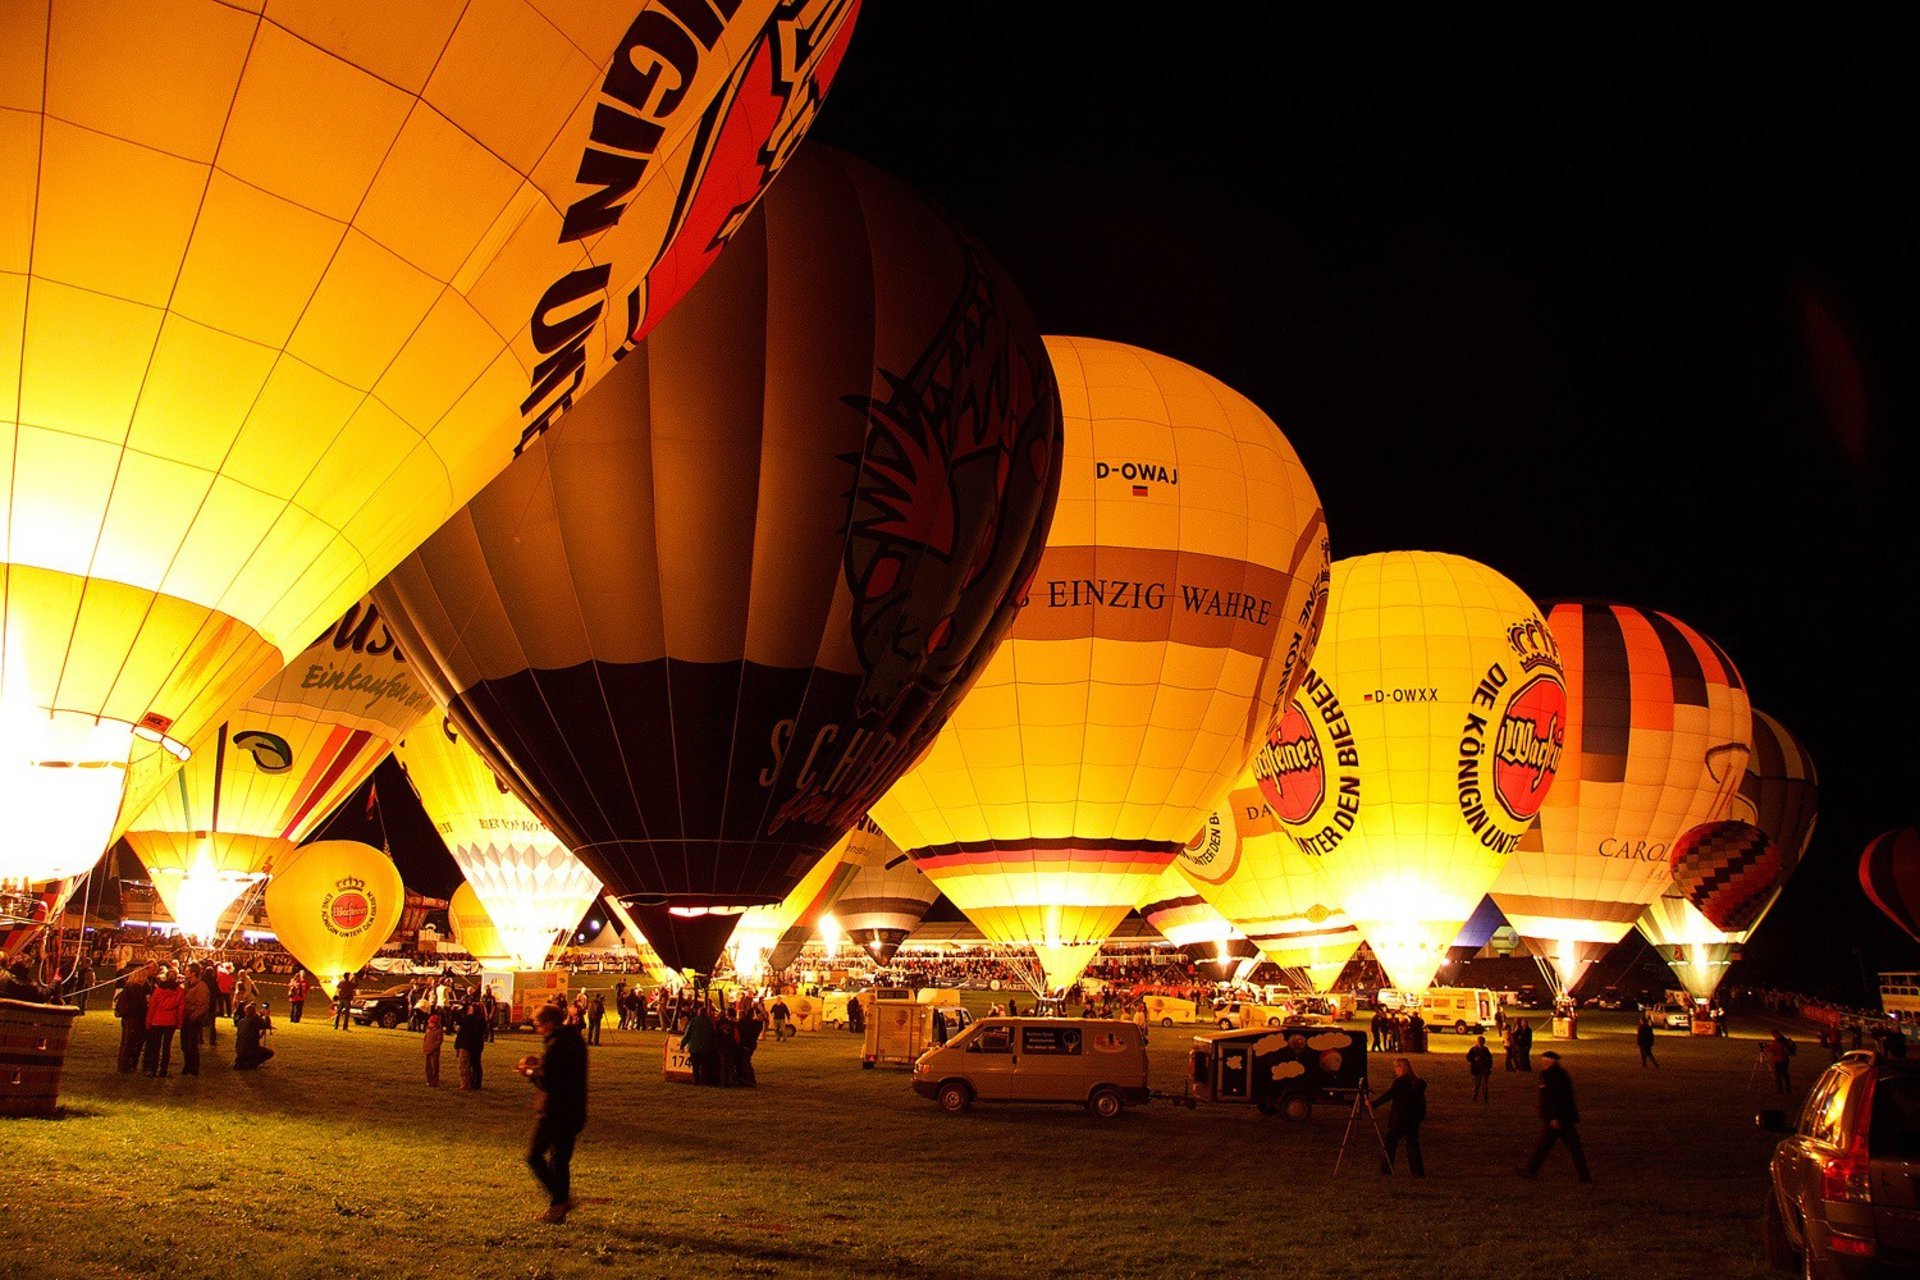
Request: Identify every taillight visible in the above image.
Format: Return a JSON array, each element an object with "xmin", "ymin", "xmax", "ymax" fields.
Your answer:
[{"xmin": 1821, "ymin": 1149, "xmax": 1873, "ymax": 1204}]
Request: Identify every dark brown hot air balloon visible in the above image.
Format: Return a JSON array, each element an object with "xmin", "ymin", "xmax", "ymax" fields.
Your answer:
[
  {"xmin": 376, "ymin": 146, "xmax": 1063, "ymax": 974},
  {"xmin": 1861, "ymin": 828, "xmax": 1920, "ymax": 943}
]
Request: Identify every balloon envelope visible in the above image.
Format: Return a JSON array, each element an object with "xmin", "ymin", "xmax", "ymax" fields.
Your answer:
[
  {"xmin": 1490, "ymin": 601, "xmax": 1750, "ymax": 982},
  {"xmin": 124, "ymin": 598, "xmax": 429, "ymax": 940},
  {"xmin": 376, "ymin": 147, "xmax": 1064, "ymax": 975},
  {"xmin": 448, "ymin": 881, "xmax": 516, "ymax": 968},
  {"xmin": 1671, "ymin": 819, "xmax": 1784, "ymax": 934},
  {"xmin": 395, "ymin": 716, "xmax": 601, "ymax": 972},
  {"xmin": 1266, "ymin": 552, "xmax": 1566, "ymax": 993},
  {"xmin": 1636, "ymin": 888, "xmax": 1741, "ymax": 1004},
  {"xmin": 1860, "ymin": 828, "xmax": 1920, "ymax": 943},
  {"xmin": 829, "ymin": 816, "xmax": 940, "ymax": 966},
  {"xmin": 871, "ymin": 337, "xmax": 1331, "ymax": 992},
  {"xmin": 0, "ymin": 1, "xmax": 858, "ymax": 883},
  {"xmin": 264, "ymin": 839, "xmax": 403, "ymax": 997}
]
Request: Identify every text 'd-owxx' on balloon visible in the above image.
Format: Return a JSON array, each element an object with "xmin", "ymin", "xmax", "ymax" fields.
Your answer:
[
  {"xmin": 264, "ymin": 839, "xmax": 403, "ymax": 998},
  {"xmin": 122, "ymin": 597, "xmax": 431, "ymax": 941},
  {"xmin": 395, "ymin": 716, "xmax": 602, "ymax": 973},
  {"xmin": 1177, "ymin": 768, "xmax": 1360, "ymax": 991},
  {"xmin": 1264, "ymin": 552, "xmax": 1566, "ymax": 994},
  {"xmin": 0, "ymin": 1, "xmax": 860, "ymax": 883},
  {"xmin": 1488, "ymin": 601, "xmax": 1750, "ymax": 987},
  {"xmin": 869, "ymin": 337, "xmax": 1331, "ymax": 993},
  {"xmin": 375, "ymin": 146, "xmax": 1064, "ymax": 976}
]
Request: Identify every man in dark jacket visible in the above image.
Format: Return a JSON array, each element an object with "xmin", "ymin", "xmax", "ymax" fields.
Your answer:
[
  {"xmin": 455, "ymin": 1001, "xmax": 488, "ymax": 1089},
  {"xmin": 180, "ymin": 963, "xmax": 211, "ymax": 1076},
  {"xmin": 114, "ymin": 963, "xmax": 153, "ymax": 1073},
  {"xmin": 520, "ymin": 1005, "xmax": 588, "ymax": 1224},
  {"xmin": 736, "ymin": 1002, "xmax": 764, "ymax": 1087},
  {"xmin": 680, "ymin": 1003, "xmax": 717, "ymax": 1085},
  {"xmin": 1519, "ymin": 1050, "xmax": 1591, "ymax": 1182},
  {"xmin": 1466, "ymin": 1035, "xmax": 1493, "ymax": 1101},
  {"xmin": 1372, "ymin": 1057, "xmax": 1427, "ymax": 1176},
  {"xmin": 1636, "ymin": 1017, "xmax": 1659, "ymax": 1069},
  {"xmin": 333, "ymin": 973, "xmax": 357, "ymax": 1030}
]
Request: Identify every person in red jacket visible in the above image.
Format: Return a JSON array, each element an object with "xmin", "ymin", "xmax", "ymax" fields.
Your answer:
[
  {"xmin": 143, "ymin": 967, "xmax": 186, "ymax": 1078},
  {"xmin": 286, "ymin": 971, "xmax": 309, "ymax": 1023}
]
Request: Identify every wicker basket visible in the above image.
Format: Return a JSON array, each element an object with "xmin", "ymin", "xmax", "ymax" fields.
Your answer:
[{"xmin": 0, "ymin": 998, "xmax": 82, "ymax": 1118}]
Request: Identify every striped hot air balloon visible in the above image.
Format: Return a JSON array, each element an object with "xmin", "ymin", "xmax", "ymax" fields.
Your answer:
[
  {"xmin": 728, "ymin": 838, "xmax": 861, "ymax": 981},
  {"xmin": 377, "ymin": 147, "xmax": 1065, "ymax": 976},
  {"xmin": 0, "ymin": 0, "xmax": 860, "ymax": 885},
  {"xmin": 871, "ymin": 337, "xmax": 1331, "ymax": 994},
  {"xmin": 1136, "ymin": 864, "xmax": 1260, "ymax": 976},
  {"xmin": 1176, "ymin": 769, "xmax": 1358, "ymax": 990},
  {"xmin": 1731, "ymin": 710, "xmax": 1819, "ymax": 872},
  {"xmin": 1670, "ymin": 819, "xmax": 1783, "ymax": 933},
  {"xmin": 123, "ymin": 599, "xmax": 431, "ymax": 941},
  {"xmin": 1861, "ymin": 828, "xmax": 1920, "ymax": 943},
  {"xmin": 825, "ymin": 817, "xmax": 939, "ymax": 966},
  {"xmin": 1490, "ymin": 602, "xmax": 1750, "ymax": 989}
]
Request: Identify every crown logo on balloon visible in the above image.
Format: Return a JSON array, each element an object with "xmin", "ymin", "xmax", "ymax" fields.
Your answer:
[
  {"xmin": 1505, "ymin": 616, "xmax": 1562, "ymax": 673},
  {"xmin": 333, "ymin": 875, "xmax": 367, "ymax": 893}
]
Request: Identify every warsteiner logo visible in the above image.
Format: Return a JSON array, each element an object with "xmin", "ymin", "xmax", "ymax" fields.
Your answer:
[
  {"xmin": 1263, "ymin": 702, "xmax": 1325, "ymax": 825},
  {"xmin": 1492, "ymin": 674, "xmax": 1565, "ymax": 821},
  {"xmin": 320, "ymin": 876, "xmax": 377, "ymax": 939}
]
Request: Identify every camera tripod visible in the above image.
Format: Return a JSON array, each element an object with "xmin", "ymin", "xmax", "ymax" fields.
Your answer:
[{"xmin": 1333, "ymin": 1080, "xmax": 1390, "ymax": 1176}]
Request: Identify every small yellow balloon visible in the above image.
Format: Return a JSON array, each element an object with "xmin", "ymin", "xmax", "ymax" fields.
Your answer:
[
  {"xmin": 448, "ymin": 881, "xmax": 516, "ymax": 968},
  {"xmin": 264, "ymin": 839, "xmax": 403, "ymax": 998}
]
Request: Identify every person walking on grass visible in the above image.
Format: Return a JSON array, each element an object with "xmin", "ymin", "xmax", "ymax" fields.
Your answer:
[
  {"xmin": 1466, "ymin": 1034, "xmax": 1493, "ymax": 1101},
  {"xmin": 1373, "ymin": 1057, "xmax": 1428, "ymax": 1176},
  {"xmin": 179, "ymin": 962, "xmax": 211, "ymax": 1077},
  {"xmin": 587, "ymin": 993, "xmax": 605, "ymax": 1046},
  {"xmin": 286, "ymin": 970, "xmax": 308, "ymax": 1024},
  {"xmin": 1518, "ymin": 1050, "xmax": 1591, "ymax": 1183},
  {"xmin": 456, "ymin": 1000, "xmax": 488, "ymax": 1090},
  {"xmin": 769, "ymin": 997, "xmax": 791, "ymax": 1043},
  {"xmin": 422, "ymin": 1012, "xmax": 445, "ymax": 1088},
  {"xmin": 1636, "ymin": 1016, "xmax": 1659, "ymax": 1069},
  {"xmin": 520, "ymin": 1004, "xmax": 588, "ymax": 1224},
  {"xmin": 483, "ymin": 984, "xmax": 499, "ymax": 1042},
  {"xmin": 142, "ymin": 967, "xmax": 185, "ymax": 1078}
]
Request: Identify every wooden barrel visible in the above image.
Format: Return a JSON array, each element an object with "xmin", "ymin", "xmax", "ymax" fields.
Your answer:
[{"xmin": 0, "ymin": 998, "xmax": 82, "ymax": 1118}]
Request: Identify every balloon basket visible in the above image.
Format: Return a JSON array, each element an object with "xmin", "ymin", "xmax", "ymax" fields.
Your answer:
[{"xmin": 0, "ymin": 999, "xmax": 82, "ymax": 1117}]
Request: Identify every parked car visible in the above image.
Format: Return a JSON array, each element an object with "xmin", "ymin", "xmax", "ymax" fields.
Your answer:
[
  {"xmin": 351, "ymin": 983, "xmax": 417, "ymax": 1029},
  {"xmin": 1214, "ymin": 1001, "xmax": 1288, "ymax": 1030},
  {"xmin": 1759, "ymin": 1048, "xmax": 1920, "ymax": 1276},
  {"xmin": 912, "ymin": 1018, "xmax": 1149, "ymax": 1117}
]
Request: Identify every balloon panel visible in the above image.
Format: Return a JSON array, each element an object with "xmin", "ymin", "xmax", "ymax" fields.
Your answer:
[
  {"xmin": 377, "ymin": 147, "xmax": 1063, "ymax": 974},
  {"xmin": 0, "ymin": 0, "xmax": 859, "ymax": 879},
  {"xmin": 1265, "ymin": 552, "xmax": 1566, "ymax": 993},
  {"xmin": 1137, "ymin": 863, "xmax": 1248, "ymax": 953},
  {"xmin": 1491, "ymin": 601, "xmax": 1750, "ymax": 950},
  {"xmin": 263, "ymin": 838, "xmax": 403, "ymax": 996},
  {"xmin": 395, "ymin": 715, "xmax": 600, "ymax": 972},
  {"xmin": 1671, "ymin": 819, "xmax": 1783, "ymax": 934},
  {"xmin": 831, "ymin": 814, "xmax": 939, "ymax": 961}
]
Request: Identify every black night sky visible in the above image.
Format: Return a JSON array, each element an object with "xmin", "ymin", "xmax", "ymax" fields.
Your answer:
[{"xmin": 335, "ymin": 9, "xmax": 1918, "ymax": 999}]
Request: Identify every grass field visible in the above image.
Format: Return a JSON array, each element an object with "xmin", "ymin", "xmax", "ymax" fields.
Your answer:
[{"xmin": 0, "ymin": 992, "xmax": 1803, "ymax": 1279}]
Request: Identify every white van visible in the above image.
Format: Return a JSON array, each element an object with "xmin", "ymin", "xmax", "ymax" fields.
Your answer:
[
  {"xmin": 912, "ymin": 1018, "xmax": 1150, "ymax": 1117},
  {"xmin": 1417, "ymin": 987, "xmax": 1500, "ymax": 1034}
]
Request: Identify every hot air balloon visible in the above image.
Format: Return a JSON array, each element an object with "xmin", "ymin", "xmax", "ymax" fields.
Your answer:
[
  {"xmin": 869, "ymin": 337, "xmax": 1330, "ymax": 994},
  {"xmin": 376, "ymin": 146, "xmax": 1064, "ymax": 975},
  {"xmin": 264, "ymin": 839, "xmax": 403, "ymax": 997},
  {"xmin": 0, "ymin": 877, "xmax": 78, "ymax": 960},
  {"xmin": 728, "ymin": 841, "xmax": 860, "ymax": 982},
  {"xmin": 830, "ymin": 816, "xmax": 942, "ymax": 966},
  {"xmin": 1669, "ymin": 819, "xmax": 1782, "ymax": 933},
  {"xmin": 1636, "ymin": 889, "xmax": 1739, "ymax": 1005},
  {"xmin": 0, "ymin": 0, "xmax": 859, "ymax": 885},
  {"xmin": 1175, "ymin": 771, "xmax": 1360, "ymax": 991},
  {"xmin": 449, "ymin": 881, "xmax": 516, "ymax": 968},
  {"xmin": 1488, "ymin": 602, "xmax": 1750, "ymax": 991},
  {"xmin": 1265, "ymin": 552, "xmax": 1566, "ymax": 994},
  {"xmin": 600, "ymin": 895, "xmax": 688, "ymax": 988},
  {"xmin": 121, "ymin": 599, "xmax": 429, "ymax": 941},
  {"xmin": 395, "ymin": 716, "xmax": 601, "ymax": 972},
  {"xmin": 1861, "ymin": 829, "xmax": 1920, "ymax": 943},
  {"xmin": 1136, "ymin": 865, "xmax": 1261, "ymax": 979}
]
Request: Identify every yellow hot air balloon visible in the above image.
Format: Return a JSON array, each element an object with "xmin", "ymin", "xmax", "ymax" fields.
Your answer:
[
  {"xmin": 1488, "ymin": 602, "xmax": 1751, "ymax": 990},
  {"xmin": 395, "ymin": 716, "xmax": 600, "ymax": 972},
  {"xmin": 870, "ymin": 337, "xmax": 1331, "ymax": 993},
  {"xmin": 264, "ymin": 838, "xmax": 403, "ymax": 998},
  {"xmin": 0, "ymin": 0, "xmax": 860, "ymax": 884},
  {"xmin": 600, "ymin": 895, "xmax": 687, "ymax": 988},
  {"xmin": 1135, "ymin": 863, "xmax": 1261, "ymax": 978},
  {"xmin": 1264, "ymin": 553, "xmax": 1566, "ymax": 994},
  {"xmin": 1176, "ymin": 771, "xmax": 1361, "ymax": 991},
  {"xmin": 728, "ymin": 840, "xmax": 859, "ymax": 982},
  {"xmin": 122, "ymin": 598, "xmax": 429, "ymax": 940},
  {"xmin": 449, "ymin": 881, "xmax": 515, "ymax": 968}
]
